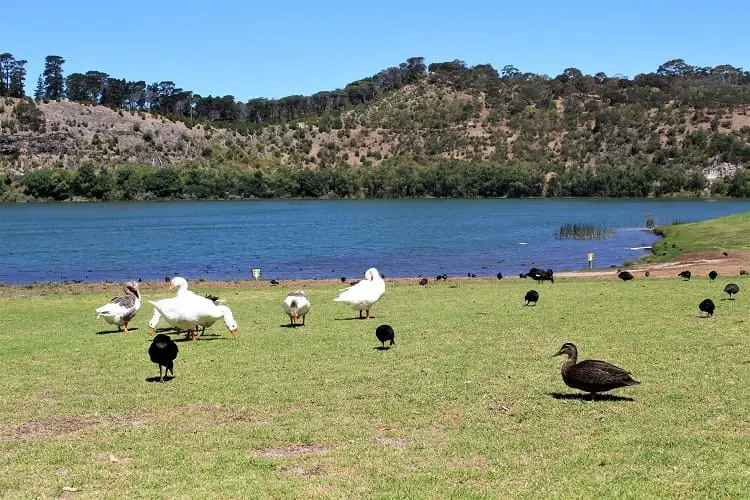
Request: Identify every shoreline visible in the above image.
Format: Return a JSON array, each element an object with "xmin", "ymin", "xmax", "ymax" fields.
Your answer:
[{"xmin": 2, "ymin": 250, "xmax": 747, "ymax": 296}]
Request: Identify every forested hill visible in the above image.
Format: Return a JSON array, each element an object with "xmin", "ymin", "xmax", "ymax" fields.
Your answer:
[{"xmin": 2, "ymin": 55, "xmax": 750, "ymax": 200}]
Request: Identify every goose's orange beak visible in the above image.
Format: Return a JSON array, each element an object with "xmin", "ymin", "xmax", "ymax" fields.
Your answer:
[
  {"xmin": 148, "ymin": 327, "xmax": 155, "ymax": 334},
  {"xmin": 168, "ymin": 282, "xmax": 174, "ymax": 290},
  {"xmin": 231, "ymin": 329, "xmax": 238, "ymax": 338}
]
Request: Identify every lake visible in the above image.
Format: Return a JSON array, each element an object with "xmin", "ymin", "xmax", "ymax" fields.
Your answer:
[{"xmin": 1, "ymin": 199, "xmax": 749, "ymax": 284}]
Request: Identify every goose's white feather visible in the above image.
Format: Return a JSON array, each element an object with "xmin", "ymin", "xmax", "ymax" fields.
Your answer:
[
  {"xmin": 96, "ymin": 281, "xmax": 141, "ymax": 328},
  {"xmin": 283, "ymin": 290, "xmax": 311, "ymax": 323},
  {"xmin": 333, "ymin": 268, "xmax": 385, "ymax": 312},
  {"xmin": 148, "ymin": 294, "xmax": 238, "ymax": 337}
]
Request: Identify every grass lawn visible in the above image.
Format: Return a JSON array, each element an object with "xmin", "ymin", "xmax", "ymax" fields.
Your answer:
[
  {"xmin": 1, "ymin": 275, "xmax": 750, "ymax": 498},
  {"xmin": 648, "ymin": 212, "xmax": 750, "ymax": 262}
]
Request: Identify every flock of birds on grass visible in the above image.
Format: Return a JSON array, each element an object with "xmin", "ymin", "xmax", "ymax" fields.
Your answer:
[
  {"xmin": 96, "ymin": 268, "xmax": 388, "ymax": 382},
  {"xmin": 616, "ymin": 267, "xmax": 740, "ymax": 318},
  {"xmin": 95, "ymin": 264, "xmax": 740, "ymax": 399}
]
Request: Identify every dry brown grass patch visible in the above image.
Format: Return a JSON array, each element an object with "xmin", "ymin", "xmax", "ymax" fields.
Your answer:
[{"xmin": 4, "ymin": 415, "xmax": 92, "ymax": 439}]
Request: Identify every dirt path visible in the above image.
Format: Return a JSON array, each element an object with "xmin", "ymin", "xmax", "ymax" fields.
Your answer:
[{"xmin": 556, "ymin": 250, "xmax": 750, "ymax": 280}]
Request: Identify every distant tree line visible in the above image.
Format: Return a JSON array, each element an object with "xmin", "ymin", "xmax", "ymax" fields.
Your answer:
[
  {"xmin": 5, "ymin": 51, "xmax": 750, "ymax": 129},
  {"xmin": 1, "ymin": 51, "xmax": 427, "ymax": 126},
  {"xmin": 15, "ymin": 160, "xmax": 750, "ymax": 202},
  {"xmin": 4, "ymin": 50, "xmax": 750, "ymax": 201}
]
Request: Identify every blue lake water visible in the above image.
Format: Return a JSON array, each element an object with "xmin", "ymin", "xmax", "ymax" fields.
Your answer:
[{"xmin": 1, "ymin": 199, "xmax": 749, "ymax": 284}]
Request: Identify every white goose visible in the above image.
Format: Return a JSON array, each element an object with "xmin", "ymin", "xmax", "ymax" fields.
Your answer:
[
  {"xmin": 334, "ymin": 267, "xmax": 385, "ymax": 319},
  {"xmin": 95, "ymin": 281, "xmax": 141, "ymax": 332},
  {"xmin": 148, "ymin": 308, "xmax": 164, "ymax": 333},
  {"xmin": 168, "ymin": 276, "xmax": 197, "ymax": 298},
  {"xmin": 283, "ymin": 290, "xmax": 311, "ymax": 326},
  {"xmin": 148, "ymin": 294, "xmax": 238, "ymax": 341},
  {"xmin": 148, "ymin": 276, "xmax": 201, "ymax": 333}
]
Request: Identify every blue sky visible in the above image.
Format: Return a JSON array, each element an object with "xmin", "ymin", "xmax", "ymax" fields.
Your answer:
[{"xmin": 5, "ymin": 0, "xmax": 749, "ymax": 101}]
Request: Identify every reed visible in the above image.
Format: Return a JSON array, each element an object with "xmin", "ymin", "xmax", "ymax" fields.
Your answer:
[{"xmin": 555, "ymin": 222, "xmax": 614, "ymax": 240}]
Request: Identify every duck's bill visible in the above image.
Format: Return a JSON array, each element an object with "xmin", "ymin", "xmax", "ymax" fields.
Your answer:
[{"xmin": 231, "ymin": 329, "xmax": 238, "ymax": 338}]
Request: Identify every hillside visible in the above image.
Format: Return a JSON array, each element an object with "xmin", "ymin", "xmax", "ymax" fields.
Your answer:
[{"xmin": 2, "ymin": 58, "xmax": 750, "ymax": 200}]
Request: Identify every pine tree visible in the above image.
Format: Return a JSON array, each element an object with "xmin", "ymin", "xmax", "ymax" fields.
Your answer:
[
  {"xmin": 34, "ymin": 75, "xmax": 44, "ymax": 101},
  {"xmin": 0, "ymin": 53, "xmax": 13, "ymax": 96},
  {"xmin": 42, "ymin": 55, "xmax": 65, "ymax": 100},
  {"xmin": 9, "ymin": 59, "xmax": 27, "ymax": 98}
]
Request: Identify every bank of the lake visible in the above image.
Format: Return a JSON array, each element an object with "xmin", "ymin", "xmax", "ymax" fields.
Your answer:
[{"xmin": 2, "ymin": 198, "xmax": 749, "ymax": 284}]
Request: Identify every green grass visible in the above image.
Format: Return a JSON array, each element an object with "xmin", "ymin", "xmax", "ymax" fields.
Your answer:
[
  {"xmin": 1, "ymin": 277, "xmax": 750, "ymax": 498},
  {"xmin": 647, "ymin": 212, "xmax": 750, "ymax": 262}
]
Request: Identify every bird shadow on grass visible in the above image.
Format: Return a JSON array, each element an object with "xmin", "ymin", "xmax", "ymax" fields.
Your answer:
[
  {"xmin": 335, "ymin": 317, "xmax": 377, "ymax": 321},
  {"xmin": 548, "ymin": 392, "xmax": 635, "ymax": 402},
  {"xmin": 145, "ymin": 376, "xmax": 174, "ymax": 383},
  {"xmin": 95, "ymin": 328, "xmax": 138, "ymax": 335},
  {"xmin": 280, "ymin": 323, "xmax": 305, "ymax": 328},
  {"xmin": 374, "ymin": 346, "xmax": 391, "ymax": 351}
]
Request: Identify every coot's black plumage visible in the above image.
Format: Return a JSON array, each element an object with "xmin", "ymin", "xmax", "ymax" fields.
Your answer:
[
  {"xmin": 554, "ymin": 343, "xmax": 639, "ymax": 398},
  {"xmin": 699, "ymin": 298, "xmax": 715, "ymax": 317},
  {"xmin": 724, "ymin": 283, "xmax": 739, "ymax": 299},
  {"xmin": 678, "ymin": 270, "xmax": 692, "ymax": 280},
  {"xmin": 148, "ymin": 334, "xmax": 178, "ymax": 382},
  {"xmin": 496, "ymin": 272, "xmax": 503, "ymax": 280},
  {"xmin": 375, "ymin": 324, "xmax": 395, "ymax": 348},
  {"xmin": 708, "ymin": 270, "xmax": 718, "ymax": 281},
  {"xmin": 524, "ymin": 290, "xmax": 539, "ymax": 306},
  {"xmin": 618, "ymin": 271, "xmax": 634, "ymax": 281},
  {"xmin": 419, "ymin": 278, "xmax": 428, "ymax": 286}
]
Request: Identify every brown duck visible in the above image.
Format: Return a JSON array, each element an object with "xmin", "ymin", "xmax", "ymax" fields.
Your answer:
[{"xmin": 554, "ymin": 343, "xmax": 639, "ymax": 398}]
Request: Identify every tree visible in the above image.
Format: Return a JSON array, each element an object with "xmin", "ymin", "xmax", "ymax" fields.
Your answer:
[
  {"xmin": 561, "ymin": 67, "xmax": 583, "ymax": 81},
  {"xmin": 9, "ymin": 59, "xmax": 27, "ymax": 97},
  {"xmin": 71, "ymin": 164, "xmax": 98, "ymax": 197},
  {"xmin": 22, "ymin": 169, "xmax": 73, "ymax": 200},
  {"xmin": 101, "ymin": 77, "xmax": 127, "ymax": 108},
  {"xmin": 657, "ymin": 59, "xmax": 693, "ymax": 78},
  {"xmin": 85, "ymin": 71, "xmax": 109, "ymax": 103},
  {"xmin": 0, "ymin": 53, "xmax": 13, "ymax": 96},
  {"xmin": 33, "ymin": 75, "xmax": 44, "ymax": 100},
  {"xmin": 42, "ymin": 55, "xmax": 65, "ymax": 99},
  {"xmin": 65, "ymin": 73, "xmax": 89, "ymax": 102},
  {"xmin": 501, "ymin": 65, "xmax": 521, "ymax": 80}
]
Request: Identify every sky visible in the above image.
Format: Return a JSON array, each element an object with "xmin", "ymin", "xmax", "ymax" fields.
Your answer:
[{"xmin": 5, "ymin": 0, "xmax": 750, "ymax": 101}]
